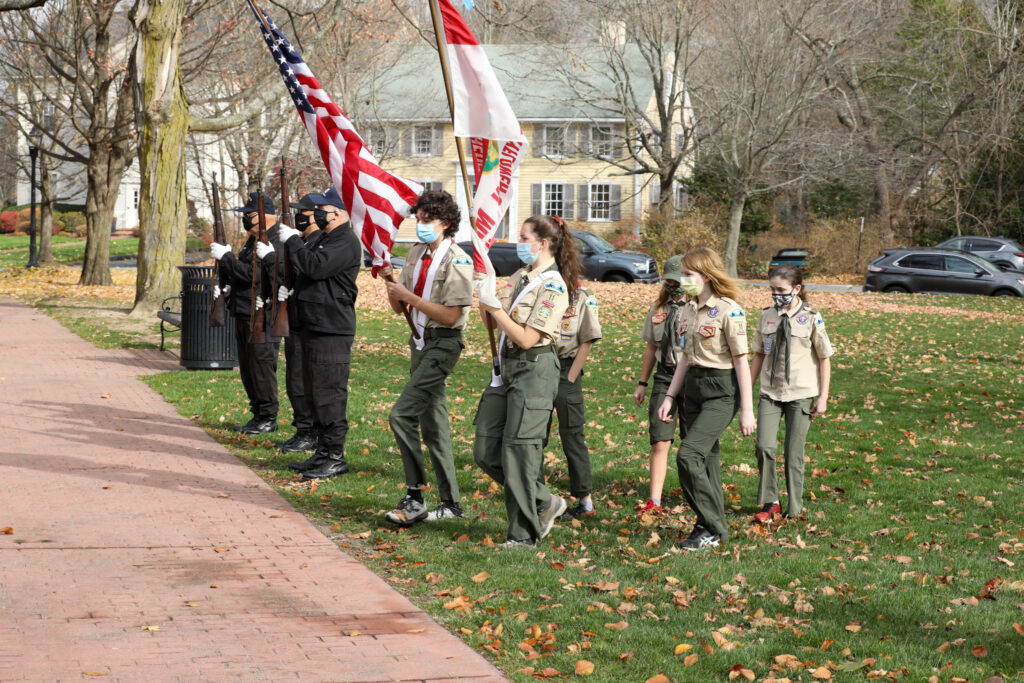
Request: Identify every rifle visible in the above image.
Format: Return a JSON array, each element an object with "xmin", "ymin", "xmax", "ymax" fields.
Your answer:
[
  {"xmin": 271, "ymin": 160, "xmax": 292, "ymax": 338},
  {"xmin": 249, "ymin": 188, "xmax": 271, "ymax": 344},
  {"xmin": 209, "ymin": 180, "xmax": 229, "ymax": 327}
]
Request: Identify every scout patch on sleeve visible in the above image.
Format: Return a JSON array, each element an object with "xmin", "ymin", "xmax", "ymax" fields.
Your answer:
[
  {"xmin": 452, "ymin": 256, "xmax": 472, "ymax": 267},
  {"xmin": 543, "ymin": 281, "xmax": 566, "ymax": 294},
  {"xmin": 541, "ymin": 299, "xmax": 555, "ymax": 308},
  {"xmin": 561, "ymin": 319, "xmax": 571, "ymax": 331},
  {"xmin": 586, "ymin": 297, "xmax": 598, "ymax": 307},
  {"xmin": 816, "ymin": 315, "xmax": 824, "ymax": 325},
  {"xmin": 651, "ymin": 312, "xmax": 667, "ymax": 324},
  {"xmin": 699, "ymin": 324, "xmax": 717, "ymax": 338},
  {"xmin": 538, "ymin": 306, "xmax": 552, "ymax": 319},
  {"xmin": 511, "ymin": 307, "xmax": 520, "ymax": 319},
  {"xmin": 729, "ymin": 308, "xmax": 745, "ymax": 318}
]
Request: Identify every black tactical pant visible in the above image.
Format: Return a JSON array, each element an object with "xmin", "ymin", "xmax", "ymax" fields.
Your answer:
[
  {"xmin": 234, "ymin": 315, "xmax": 280, "ymax": 421},
  {"xmin": 300, "ymin": 329, "xmax": 353, "ymax": 452},
  {"xmin": 284, "ymin": 334, "xmax": 315, "ymax": 432}
]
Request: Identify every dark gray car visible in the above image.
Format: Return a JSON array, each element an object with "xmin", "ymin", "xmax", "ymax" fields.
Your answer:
[
  {"xmin": 934, "ymin": 235, "xmax": 1024, "ymax": 271},
  {"xmin": 865, "ymin": 247, "xmax": 1024, "ymax": 296}
]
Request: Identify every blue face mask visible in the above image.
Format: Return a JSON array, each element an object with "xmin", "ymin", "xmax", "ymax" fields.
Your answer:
[
  {"xmin": 517, "ymin": 241, "xmax": 538, "ymax": 265},
  {"xmin": 416, "ymin": 222, "xmax": 439, "ymax": 243}
]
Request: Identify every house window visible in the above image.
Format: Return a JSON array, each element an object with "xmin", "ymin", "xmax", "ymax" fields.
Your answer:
[
  {"xmin": 673, "ymin": 183, "xmax": 689, "ymax": 215},
  {"xmin": 412, "ymin": 125, "xmax": 435, "ymax": 156},
  {"xmin": 588, "ymin": 182, "xmax": 611, "ymax": 220},
  {"xmin": 415, "ymin": 180, "xmax": 443, "ymax": 192},
  {"xmin": 543, "ymin": 182, "xmax": 564, "ymax": 215},
  {"xmin": 543, "ymin": 125, "xmax": 567, "ymax": 157},
  {"xmin": 591, "ymin": 126, "xmax": 615, "ymax": 157},
  {"xmin": 365, "ymin": 126, "xmax": 387, "ymax": 158}
]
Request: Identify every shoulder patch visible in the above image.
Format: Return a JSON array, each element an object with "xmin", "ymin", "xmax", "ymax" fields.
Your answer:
[
  {"xmin": 452, "ymin": 256, "xmax": 472, "ymax": 267},
  {"xmin": 815, "ymin": 315, "xmax": 825, "ymax": 326},
  {"xmin": 586, "ymin": 297, "xmax": 598, "ymax": 308},
  {"xmin": 543, "ymin": 281, "xmax": 566, "ymax": 294},
  {"xmin": 728, "ymin": 308, "xmax": 745, "ymax": 318}
]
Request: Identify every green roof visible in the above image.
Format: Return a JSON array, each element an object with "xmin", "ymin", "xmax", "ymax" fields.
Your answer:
[{"xmin": 361, "ymin": 43, "xmax": 655, "ymax": 122}]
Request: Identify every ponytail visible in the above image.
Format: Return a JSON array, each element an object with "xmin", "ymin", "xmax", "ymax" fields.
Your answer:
[{"xmin": 523, "ymin": 214, "xmax": 582, "ymax": 302}]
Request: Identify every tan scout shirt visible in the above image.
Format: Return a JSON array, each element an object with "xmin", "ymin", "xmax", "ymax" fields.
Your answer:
[
  {"xmin": 751, "ymin": 303, "xmax": 835, "ymax": 401},
  {"xmin": 640, "ymin": 300, "xmax": 686, "ymax": 366},
  {"xmin": 399, "ymin": 241, "xmax": 474, "ymax": 330},
  {"xmin": 501, "ymin": 262, "xmax": 570, "ymax": 348},
  {"xmin": 554, "ymin": 286, "xmax": 602, "ymax": 358},
  {"xmin": 680, "ymin": 295, "xmax": 749, "ymax": 369}
]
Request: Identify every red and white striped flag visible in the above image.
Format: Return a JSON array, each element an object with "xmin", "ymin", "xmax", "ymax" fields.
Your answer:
[
  {"xmin": 436, "ymin": 0, "xmax": 529, "ymax": 274},
  {"xmin": 248, "ymin": 3, "xmax": 422, "ymax": 273}
]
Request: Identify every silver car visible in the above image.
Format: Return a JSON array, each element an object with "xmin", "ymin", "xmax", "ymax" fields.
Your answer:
[{"xmin": 935, "ymin": 236, "xmax": 1024, "ymax": 271}]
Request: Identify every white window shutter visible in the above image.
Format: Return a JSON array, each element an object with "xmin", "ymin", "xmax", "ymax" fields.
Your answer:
[
  {"xmin": 532, "ymin": 183, "xmax": 542, "ymax": 215},
  {"xmin": 650, "ymin": 182, "xmax": 660, "ymax": 206},
  {"xmin": 402, "ymin": 127, "xmax": 413, "ymax": 156},
  {"xmin": 578, "ymin": 184, "xmax": 589, "ymax": 220},
  {"xmin": 533, "ymin": 125, "xmax": 544, "ymax": 156},
  {"xmin": 432, "ymin": 125, "xmax": 444, "ymax": 156},
  {"xmin": 563, "ymin": 184, "xmax": 574, "ymax": 220}
]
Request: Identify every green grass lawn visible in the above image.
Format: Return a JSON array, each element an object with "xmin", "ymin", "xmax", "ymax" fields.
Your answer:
[
  {"xmin": 0, "ymin": 234, "xmax": 79, "ymax": 250},
  {"xmin": 0, "ymin": 236, "xmax": 207, "ymax": 269},
  {"xmin": 65, "ymin": 291, "xmax": 1024, "ymax": 681}
]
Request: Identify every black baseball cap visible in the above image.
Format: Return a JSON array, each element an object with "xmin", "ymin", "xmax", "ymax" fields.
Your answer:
[
  {"xmin": 292, "ymin": 194, "xmax": 317, "ymax": 212},
  {"xmin": 233, "ymin": 192, "xmax": 276, "ymax": 214},
  {"xmin": 307, "ymin": 186, "xmax": 347, "ymax": 211}
]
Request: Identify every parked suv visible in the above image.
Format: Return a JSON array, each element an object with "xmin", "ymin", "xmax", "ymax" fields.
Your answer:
[
  {"xmin": 449, "ymin": 229, "xmax": 659, "ymax": 283},
  {"xmin": 768, "ymin": 248, "xmax": 810, "ymax": 274},
  {"xmin": 864, "ymin": 247, "xmax": 1024, "ymax": 296},
  {"xmin": 934, "ymin": 235, "xmax": 1024, "ymax": 271}
]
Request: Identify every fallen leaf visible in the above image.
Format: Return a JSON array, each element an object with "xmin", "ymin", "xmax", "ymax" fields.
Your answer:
[
  {"xmin": 604, "ymin": 621, "xmax": 629, "ymax": 630},
  {"xmin": 590, "ymin": 580, "xmax": 621, "ymax": 592},
  {"xmin": 82, "ymin": 673, "xmax": 108, "ymax": 677},
  {"xmin": 471, "ymin": 571, "xmax": 489, "ymax": 583},
  {"xmin": 346, "ymin": 630, "xmax": 361, "ymax": 636},
  {"xmin": 1013, "ymin": 623, "xmax": 1024, "ymax": 636},
  {"xmin": 845, "ymin": 622, "xmax": 861, "ymax": 633},
  {"xmin": 684, "ymin": 653, "xmax": 698, "ymax": 666},
  {"xmin": 619, "ymin": 650, "xmax": 634, "ymax": 660},
  {"xmin": 1, "ymin": 527, "xmax": 12, "ymax": 535},
  {"xmin": 141, "ymin": 625, "xmax": 159, "ymax": 631},
  {"xmin": 213, "ymin": 547, "xmax": 229, "ymax": 553},
  {"xmin": 674, "ymin": 643, "xmax": 692, "ymax": 655},
  {"xmin": 407, "ymin": 628, "xmax": 425, "ymax": 633},
  {"xmin": 100, "ymin": 393, "xmax": 110, "ymax": 399},
  {"xmin": 575, "ymin": 660, "xmax": 595, "ymax": 676},
  {"xmin": 539, "ymin": 667, "xmax": 560, "ymax": 678},
  {"xmin": 645, "ymin": 676, "xmax": 670, "ymax": 683},
  {"xmin": 456, "ymin": 533, "xmax": 470, "ymax": 543},
  {"xmin": 972, "ymin": 645, "xmax": 987, "ymax": 658},
  {"xmin": 811, "ymin": 667, "xmax": 832, "ymax": 679}
]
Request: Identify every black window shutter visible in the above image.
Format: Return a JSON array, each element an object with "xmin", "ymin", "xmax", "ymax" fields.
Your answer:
[
  {"xmin": 563, "ymin": 184, "xmax": 574, "ymax": 220},
  {"xmin": 578, "ymin": 184, "xmax": 589, "ymax": 221},
  {"xmin": 610, "ymin": 184, "xmax": 622, "ymax": 221},
  {"xmin": 531, "ymin": 183, "xmax": 542, "ymax": 215}
]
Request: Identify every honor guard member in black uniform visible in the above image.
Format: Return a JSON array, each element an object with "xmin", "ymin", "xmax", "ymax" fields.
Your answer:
[
  {"xmin": 272, "ymin": 186, "xmax": 360, "ymax": 480},
  {"xmin": 257, "ymin": 193, "xmax": 322, "ymax": 457},
  {"xmin": 544, "ymin": 273, "xmax": 602, "ymax": 520},
  {"xmin": 473, "ymin": 215, "xmax": 581, "ymax": 547},
  {"xmin": 209, "ymin": 192, "xmax": 282, "ymax": 435},
  {"xmin": 380, "ymin": 190, "xmax": 474, "ymax": 526}
]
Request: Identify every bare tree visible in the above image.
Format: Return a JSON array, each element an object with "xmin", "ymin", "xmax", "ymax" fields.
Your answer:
[{"xmin": 0, "ymin": 0, "xmax": 48, "ymax": 10}]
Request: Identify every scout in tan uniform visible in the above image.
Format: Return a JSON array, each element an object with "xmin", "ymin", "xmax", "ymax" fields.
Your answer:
[
  {"xmin": 633, "ymin": 255, "xmax": 687, "ymax": 515},
  {"xmin": 382, "ymin": 191, "xmax": 474, "ymax": 526},
  {"xmin": 544, "ymin": 284, "xmax": 602, "ymax": 519},
  {"xmin": 473, "ymin": 215, "xmax": 581, "ymax": 547},
  {"xmin": 658, "ymin": 247, "xmax": 756, "ymax": 550},
  {"xmin": 749, "ymin": 264, "xmax": 833, "ymax": 522}
]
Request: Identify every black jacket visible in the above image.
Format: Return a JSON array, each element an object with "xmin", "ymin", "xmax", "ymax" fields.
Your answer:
[
  {"xmin": 263, "ymin": 229, "xmax": 326, "ymax": 331},
  {"xmin": 287, "ymin": 223, "xmax": 360, "ymax": 335},
  {"xmin": 219, "ymin": 227, "xmax": 285, "ymax": 319}
]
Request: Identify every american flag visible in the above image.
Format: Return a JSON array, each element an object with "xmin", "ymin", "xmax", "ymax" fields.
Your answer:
[{"xmin": 247, "ymin": 2, "xmax": 422, "ymax": 271}]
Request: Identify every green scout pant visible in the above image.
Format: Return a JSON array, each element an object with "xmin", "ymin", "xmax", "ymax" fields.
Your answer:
[
  {"xmin": 473, "ymin": 346, "xmax": 560, "ymax": 541},
  {"xmin": 649, "ymin": 362, "xmax": 680, "ymax": 444},
  {"xmin": 676, "ymin": 367, "xmax": 738, "ymax": 542},
  {"xmin": 755, "ymin": 394, "xmax": 813, "ymax": 517},
  {"xmin": 541, "ymin": 357, "xmax": 592, "ymax": 499},
  {"xmin": 388, "ymin": 331, "xmax": 464, "ymax": 503}
]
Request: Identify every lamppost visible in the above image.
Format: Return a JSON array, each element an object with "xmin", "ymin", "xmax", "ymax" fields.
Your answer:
[{"xmin": 26, "ymin": 127, "xmax": 42, "ymax": 269}]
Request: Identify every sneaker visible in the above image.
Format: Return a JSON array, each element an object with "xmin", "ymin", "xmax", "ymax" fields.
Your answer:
[
  {"xmin": 501, "ymin": 538, "xmax": 536, "ymax": 549},
  {"xmin": 425, "ymin": 501, "xmax": 464, "ymax": 521},
  {"xmin": 560, "ymin": 503, "xmax": 596, "ymax": 521},
  {"xmin": 637, "ymin": 499, "xmax": 662, "ymax": 515},
  {"xmin": 537, "ymin": 494, "xmax": 567, "ymax": 540},
  {"xmin": 384, "ymin": 495, "xmax": 428, "ymax": 527},
  {"xmin": 753, "ymin": 502, "xmax": 782, "ymax": 524},
  {"xmin": 676, "ymin": 525, "xmax": 721, "ymax": 551}
]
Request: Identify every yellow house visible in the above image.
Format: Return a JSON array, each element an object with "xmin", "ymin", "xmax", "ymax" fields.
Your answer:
[{"xmin": 359, "ymin": 44, "xmax": 692, "ymax": 243}]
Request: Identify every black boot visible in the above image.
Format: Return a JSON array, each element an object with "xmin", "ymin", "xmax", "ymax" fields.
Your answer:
[
  {"xmin": 231, "ymin": 417, "xmax": 259, "ymax": 432},
  {"xmin": 277, "ymin": 430, "xmax": 317, "ymax": 453},
  {"xmin": 301, "ymin": 450, "xmax": 349, "ymax": 480},
  {"xmin": 288, "ymin": 446, "xmax": 330, "ymax": 473},
  {"xmin": 239, "ymin": 417, "xmax": 277, "ymax": 435}
]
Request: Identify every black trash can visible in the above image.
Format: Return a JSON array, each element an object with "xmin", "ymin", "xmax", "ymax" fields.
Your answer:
[{"xmin": 178, "ymin": 265, "xmax": 238, "ymax": 370}]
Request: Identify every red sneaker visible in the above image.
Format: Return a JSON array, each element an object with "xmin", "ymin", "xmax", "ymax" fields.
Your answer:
[
  {"xmin": 637, "ymin": 499, "xmax": 662, "ymax": 514},
  {"xmin": 753, "ymin": 502, "xmax": 781, "ymax": 524}
]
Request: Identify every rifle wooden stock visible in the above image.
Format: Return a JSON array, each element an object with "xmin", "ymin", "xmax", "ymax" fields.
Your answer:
[
  {"xmin": 271, "ymin": 161, "xmax": 291, "ymax": 338},
  {"xmin": 249, "ymin": 191, "xmax": 270, "ymax": 344},
  {"xmin": 381, "ymin": 269, "xmax": 420, "ymax": 339},
  {"xmin": 209, "ymin": 180, "xmax": 228, "ymax": 327}
]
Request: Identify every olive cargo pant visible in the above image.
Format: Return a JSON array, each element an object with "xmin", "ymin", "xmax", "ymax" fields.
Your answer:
[
  {"xmin": 474, "ymin": 347, "xmax": 559, "ymax": 541},
  {"xmin": 649, "ymin": 362, "xmax": 680, "ymax": 444},
  {"xmin": 676, "ymin": 367, "xmax": 739, "ymax": 542},
  {"xmin": 542, "ymin": 358, "xmax": 592, "ymax": 499},
  {"xmin": 755, "ymin": 395, "xmax": 813, "ymax": 517},
  {"xmin": 389, "ymin": 333, "xmax": 464, "ymax": 503}
]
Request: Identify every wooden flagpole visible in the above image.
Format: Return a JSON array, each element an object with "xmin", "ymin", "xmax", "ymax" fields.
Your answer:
[{"xmin": 427, "ymin": 0, "xmax": 501, "ymax": 368}]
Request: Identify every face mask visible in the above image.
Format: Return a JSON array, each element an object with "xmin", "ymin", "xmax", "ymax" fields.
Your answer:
[
  {"xmin": 294, "ymin": 213, "xmax": 312, "ymax": 231},
  {"xmin": 242, "ymin": 214, "xmax": 255, "ymax": 231},
  {"xmin": 665, "ymin": 284, "xmax": 683, "ymax": 299},
  {"xmin": 679, "ymin": 276, "xmax": 702, "ymax": 297},
  {"xmin": 416, "ymin": 222, "xmax": 440, "ymax": 243},
  {"xmin": 517, "ymin": 241, "xmax": 538, "ymax": 265},
  {"xmin": 772, "ymin": 292, "xmax": 795, "ymax": 309},
  {"xmin": 313, "ymin": 209, "xmax": 331, "ymax": 230}
]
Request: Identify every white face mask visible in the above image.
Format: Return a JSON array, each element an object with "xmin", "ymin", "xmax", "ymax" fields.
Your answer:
[
  {"xmin": 416, "ymin": 222, "xmax": 440, "ymax": 243},
  {"xmin": 679, "ymin": 276, "xmax": 702, "ymax": 296}
]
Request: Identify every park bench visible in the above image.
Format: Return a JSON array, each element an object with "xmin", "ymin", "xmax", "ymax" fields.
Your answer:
[{"xmin": 156, "ymin": 294, "xmax": 182, "ymax": 351}]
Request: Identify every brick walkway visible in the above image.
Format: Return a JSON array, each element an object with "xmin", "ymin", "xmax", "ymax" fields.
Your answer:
[{"xmin": 0, "ymin": 297, "xmax": 506, "ymax": 683}]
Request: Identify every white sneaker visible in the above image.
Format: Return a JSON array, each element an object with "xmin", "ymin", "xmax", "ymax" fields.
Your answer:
[
  {"xmin": 384, "ymin": 495, "xmax": 427, "ymax": 527},
  {"xmin": 425, "ymin": 502, "xmax": 464, "ymax": 521},
  {"xmin": 537, "ymin": 494, "xmax": 567, "ymax": 540}
]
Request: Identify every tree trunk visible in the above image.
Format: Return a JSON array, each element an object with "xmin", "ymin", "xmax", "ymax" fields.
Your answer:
[
  {"xmin": 39, "ymin": 155, "xmax": 53, "ymax": 263},
  {"xmin": 131, "ymin": 0, "xmax": 189, "ymax": 315},
  {"xmin": 723, "ymin": 189, "xmax": 746, "ymax": 278},
  {"xmin": 79, "ymin": 156, "xmax": 121, "ymax": 286}
]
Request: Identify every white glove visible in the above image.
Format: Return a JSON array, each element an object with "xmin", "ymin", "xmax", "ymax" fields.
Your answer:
[
  {"xmin": 474, "ymin": 270, "xmax": 501, "ymax": 309},
  {"xmin": 210, "ymin": 242, "xmax": 231, "ymax": 260},
  {"xmin": 279, "ymin": 225, "xmax": 301, "ymax": 243},
  {"xmin": 255, "ymin": 296, "xmax": 265, "ymax": 311},
  {"xmin": 277, "ymin": 285, "xmax": 293, "ymax": 302},
  {"xmin": 213, "ymin": 284, "xmax": 222, "ymax": 299},
  {"xmin": 255, "ymin": 241, "xmax": 275, "ymax": 260},
  {"xmin": 223, "ymin": 285, "xmax": 231, "ymax": 296}
]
